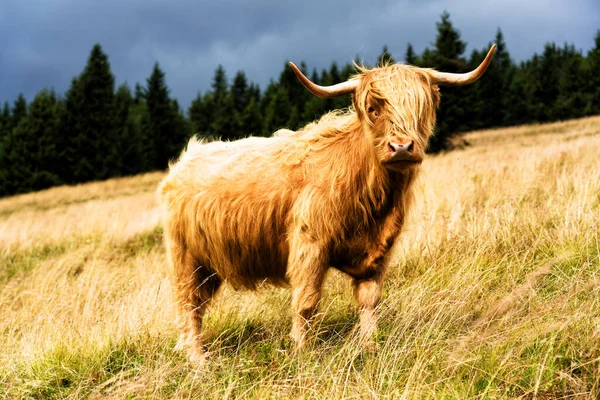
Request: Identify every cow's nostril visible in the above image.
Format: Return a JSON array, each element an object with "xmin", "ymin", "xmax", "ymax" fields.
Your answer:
[
  {"xmin": 406, "ymin": 141, "xmax": 414, "ymax": 153},
  {"xmin": 388, "ymin": 143, "xmax": 397, "ymax": 154}
]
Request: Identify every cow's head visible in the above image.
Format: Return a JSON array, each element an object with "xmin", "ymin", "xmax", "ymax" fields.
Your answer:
[{"xmin": 290, "ymin": 45, "xmax": 496, "ymax": 171}]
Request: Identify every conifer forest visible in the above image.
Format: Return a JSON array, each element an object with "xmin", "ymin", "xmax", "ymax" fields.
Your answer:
[{"xmin": 1, "ymin": 12, "xmax": 599, "ymax": 197}]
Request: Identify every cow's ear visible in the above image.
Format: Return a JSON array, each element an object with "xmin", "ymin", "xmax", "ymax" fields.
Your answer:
[
  {"xmin": 351, "ymin": 93, "xmax": 359, "ymax": 113},
  {"xmin": 352, "ymin": 93, "xmax": 365, "ymax": 122},
  {"xmin": 431, "ymin": 85, "xmax": 441, "ymax": 107}
]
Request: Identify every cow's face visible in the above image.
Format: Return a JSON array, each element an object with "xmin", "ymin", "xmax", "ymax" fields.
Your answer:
[
  {"xmin": 355, "ymin": 65, "xmax": 440, "ymax": 172},
  {"xmin": 289, "ymin": 45, "xmax": 496, "ymax": 172}
]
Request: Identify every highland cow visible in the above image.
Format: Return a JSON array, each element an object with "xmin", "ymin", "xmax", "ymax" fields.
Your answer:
[{"xmin": 158, "ymin": 45, "xmax": 496, "ymax": 363}]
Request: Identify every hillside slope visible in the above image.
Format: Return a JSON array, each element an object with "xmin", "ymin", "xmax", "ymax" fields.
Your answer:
[{"xmin": 1, "ymin": 116, "xmax": 599, "ymax": 399}]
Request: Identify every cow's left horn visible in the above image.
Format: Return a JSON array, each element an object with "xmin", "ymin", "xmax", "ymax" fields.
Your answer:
[
  {"xmin": 430, "ymin": 44, "xmax": 496, "ymax": 86},
  {"xmin": 289, "ymin": 62, "xmax": 358, "ymax": 98}
]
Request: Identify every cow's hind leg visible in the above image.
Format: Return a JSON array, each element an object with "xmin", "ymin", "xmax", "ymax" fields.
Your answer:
[{"xmin": 167, "ymin": 237, "xmax": 221, "ymax": 364}]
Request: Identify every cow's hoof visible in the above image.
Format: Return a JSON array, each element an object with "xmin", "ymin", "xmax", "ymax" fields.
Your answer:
[{"xmin": 188, "ymin": 347, "xmax": 208, "ymax": 366}]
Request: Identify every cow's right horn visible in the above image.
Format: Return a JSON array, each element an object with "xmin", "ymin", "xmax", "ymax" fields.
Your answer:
[{"xmin": 289, "ymin": 62, "xmax": 359, "ymax": 98}]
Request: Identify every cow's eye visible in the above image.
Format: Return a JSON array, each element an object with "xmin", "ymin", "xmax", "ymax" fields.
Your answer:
[{"xmin": 368, "ymin": 106, "xmax": 375, "ymax": 113}]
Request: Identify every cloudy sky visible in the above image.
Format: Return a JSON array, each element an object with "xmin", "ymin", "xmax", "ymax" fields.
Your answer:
[{"xmin": 1, "ymin": 0, "xmax": 599, "ymax": 109}]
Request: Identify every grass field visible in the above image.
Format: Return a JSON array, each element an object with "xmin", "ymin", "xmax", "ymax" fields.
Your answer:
[{"xmin": 1, "ymin": 116, "xmax": 599, "ymax": 399}]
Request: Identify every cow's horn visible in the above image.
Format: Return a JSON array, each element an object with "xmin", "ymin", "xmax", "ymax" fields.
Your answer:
[
  {"xmin": 289, "ymin": 62, "xmax": 358, "ymax": 98},
  {"xmin": 430, "ymin": 44, "xmax": 496, "ymax": 86}
]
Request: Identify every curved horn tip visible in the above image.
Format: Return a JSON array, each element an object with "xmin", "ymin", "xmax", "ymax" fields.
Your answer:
[
  {"xmin": 479, "ymin": 44, "xmax": 497, "ymax": 71},
  {"xmin": 431, "ymin": 43, "xmax": 497, "ymax": 86},
  {"xmin": 481, "ymin": 44, "xmax": 496, "ymax": 64},
  {"xmin": 288, "ymin": 61, "xmax": 301, "ymax": 74}
]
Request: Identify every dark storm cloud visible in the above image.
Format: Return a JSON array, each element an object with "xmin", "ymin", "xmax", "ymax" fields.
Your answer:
[{"xmin": 1, "ymin": 0, "xmax": 599, "ymax": 109}]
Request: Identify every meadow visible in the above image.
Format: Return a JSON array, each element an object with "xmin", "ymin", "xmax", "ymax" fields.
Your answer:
[{"xmin": 1, "ymin": 116, "xmax": 599, "ymax": 399}]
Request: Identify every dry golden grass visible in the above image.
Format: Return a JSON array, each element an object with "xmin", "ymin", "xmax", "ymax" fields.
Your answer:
[
  {"xmin": 0, "ymin": 172, "xmax": 164, "ymax": 251},
  {"xmin": 1, "ymin": 116, "xmax": 599, "ymax": 399}
]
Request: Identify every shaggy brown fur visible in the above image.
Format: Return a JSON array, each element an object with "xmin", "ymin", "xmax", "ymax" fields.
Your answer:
[{"xmin": 158, "ymin": 62, "xmax": 445, "ymax": 363}]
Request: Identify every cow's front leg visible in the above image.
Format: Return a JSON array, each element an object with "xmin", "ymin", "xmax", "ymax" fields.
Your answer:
[
  {"xmin": 287, "ymin": 241, "xmax": 327, "ymax": 351},
  {"xmin": 353, "ymin": 274, "xmax": 384, "ymax": 349}
]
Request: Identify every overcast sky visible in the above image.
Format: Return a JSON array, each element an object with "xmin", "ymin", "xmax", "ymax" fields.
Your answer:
[{"xmin": 1, "ymin": 0, "xmax": 599, "ymax": 109}]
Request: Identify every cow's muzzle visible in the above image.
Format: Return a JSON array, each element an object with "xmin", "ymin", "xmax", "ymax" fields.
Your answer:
[{"xmin": 386, "ymin": 140, "xmax": 423, "ymax": 164}]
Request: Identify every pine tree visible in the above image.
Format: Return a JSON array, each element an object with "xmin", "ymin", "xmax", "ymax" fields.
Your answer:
[
  {"xmin": 286, "ymin": 106, "xmax": 300, "ymax": 131},
  {"xmin": 293, "ymin": 67, "xmax": 325, "ymax": 127},
  {"xmin": 246, "ymin": 84, "xmax": 262, "ymax": 127},
  {"xmin": 429, "ymin": 11, "xmax": 468, "ymax": 152},
  {"xmin": 503, "ymin": 63, "xmax": 531, "ymax": 126},
  {"xmin": 189, "ymin": 91, "xmax": 213, "ymax": 138},
  {"xmin": 0, "ymin": 101, "xmax": 10, "ymax": 188},
  {"xmin": 314, "ymin": 67, "xmax": 337, "ymax": 116},
  {"xmin": 310, "ymin": 68, "xmax": 320, "ymax": 84},
  {"xmin": 329, "ymin": 62, "xmax": 351, "ymax": 110},
  {"xmin": 405, "ymin": 43, "xmax": 417, "ymax": 65},
  {"xmin": 114, "ymin": 83, "xmax": 145, "ymax": 175},
  {"xmin": 329, "ymin": 62, "xmax": 341, "ymax": 83},
  {"xmin": 240, "ymin": 97, "xmax": 263, "ymax": 137},
  {"xmin": 0, "ymin": 102, "xmax": 10, "ymax": 142},
  {"xmin": 206, "ymin": 65, "xmax": 236, "ymax": 140},
  {"xmin": 464, "ymin": 49, "xmax": 486, "ymax": 131},
  {"xmin": 537, "ymin": 43, "xmax": 562, "ymax": 121},
  {"xmin": 377, "ymin": 45, "xmax": 395, "ymax": 66},
  {"xmin": 524, "ymin": 55, "xmax": 545, "ymax": 122},
  {"xmin": 134, "ymin": 83, "xmax": 145, "ymax": 104},
  {"xmin": 585, "ymin": 30, "xmax": 600, "ymax": 114},
  {"xmin": 247, "ymin": 83, "xmax": 261, "ymax": 105},
  {"xmin": 231, "ymin": 71, "xmax": 251, "ymax": 139},
  {"xmin": 212, "ymin": 65, "xmax": 228, "ymax": 99},
  {"xmin": 145, "ymin": 62, "xmax": 172, "ymax": 168},
  {"xmin": 125, "ymin": 90, "xmax": 151, "ymax": 172},
  {"xmin": 64, "ymin": 44, "xmax": 119, "ymax": 182},
  {"xmin": 279, "ymin": 62, "xmax": 310, "ymax": 120},
  {"xmin": 420, "ymin": 48, "xmax": 436, "ymax": 66},
  {"xmin": 472, "ymin": 29, "xmax": 513, "ymax": 129},
  {"xmin": 138, "ymin": 106, "xmax": 156, "ymax": 171},
  {"xmin": 264, "ymin": 86, "xmax": 292, "ymax": 134},
  {"xmin": 144, "ymin": 62, "xmax": 189, "ymax": 169},
  {"xmin": 172, "ymin": 99, "xmax": 192, "ymax": 146},
  {"xmin": 300, "ymin": 67, "xmax": 331, "ymax": 127},
  {"xmin": 0, "ymin": 129, "xmax": 17, "ymax": 196},
  {"xmin": 260, "ymin": 80, "xmax": 279, "ymax": 133},
  {"xmin": 435, "ymin": 11, "xmax": 466, "ymax": 64},
  {"xmin": 340, "ymin": 62, "xmax": 355, "ymax": 82},
  {"xmin": 231, "ymin": 71, "xmax": 249, "ymax": 114},
  {"xmin": 12, "ymin": 94, "xmax": 28, "ymax": 128},
  {"xmin": 59, "ymin": 77, "xmax": 86, "ymax": 183},
  {"xmin": 493, "ymin": 29, "xmax": 518, "ymax": 126},
  {"xmin": 556, "ymin": 44, "xmax": 586, "ymax": 120},
  {"xmin": 0, "ymin": 89, "xmax": 62, "ymax": 195},
  {"xmin": 0, "ymin": 102, "xmax": 9, "ymax": 122}
]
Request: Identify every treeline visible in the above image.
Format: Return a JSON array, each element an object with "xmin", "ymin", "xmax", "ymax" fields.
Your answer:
[{"xmin": 1, "ymin": 12, "xmax": 599, "ymax": 197}]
